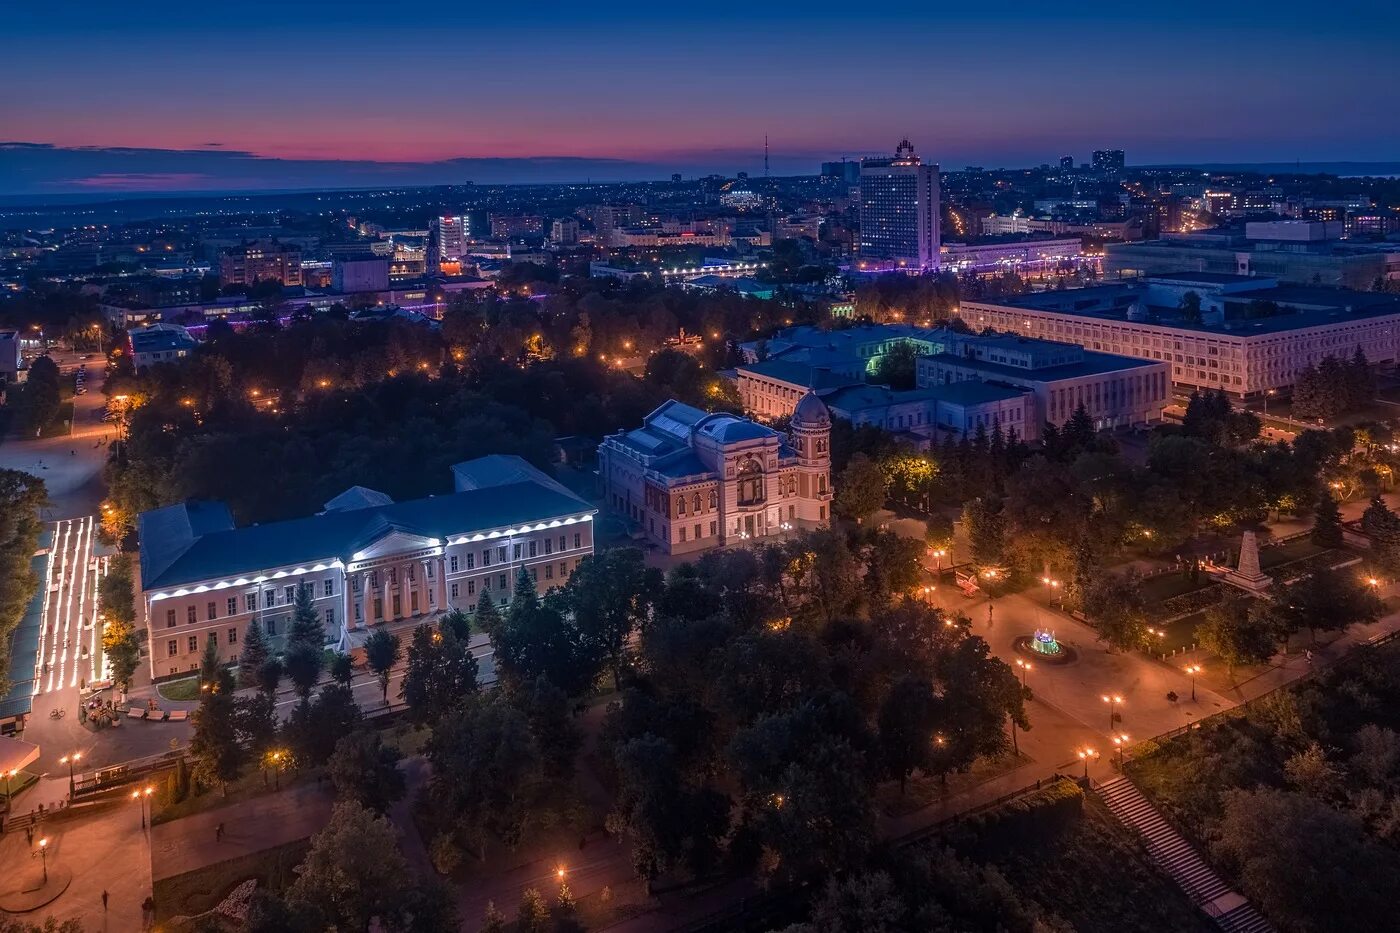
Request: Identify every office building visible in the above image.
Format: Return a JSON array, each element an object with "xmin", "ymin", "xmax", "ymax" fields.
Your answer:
[
  {"xmin": 550, "ymin": 218, "xmax": 581, "ymax": 246},
  {"xmin": 858, "ymin": 139, "xmax": 941, "ymax": 271},
  {"xmin": 598, "ymin": 399, "xmax": 831, "ymax": 556},
  {"xmin": 137, "ymin": 456, "xmax": 594, "ymax": 679},
  {"xmin": 1059, "ymin": 155, "xmax": 1075, "ymax": 170},
  {"xmin": 916, "ymin": 334, "xmax": 1170, "ymax": 431},
  {"xmin": 431, "ymin": 215, "xmax": 467, "ymax": 264},
  {"xmin": 128, "ymin": 324, "xmax": 197, "ymax": 371},
  {"xmin": 488, "ymin": 214, "xmax": 545, "ymax": 238},
  {"xmin": 218, "ymin": 239, "xmax": 303, "ymax": 287},
  {"xmin": 821, "ymin": 160, "xmax": 862, "ymax": 186},
  {"xmin": 954, "ymin": 274, "xmax": 1400, "ymax": 398}
]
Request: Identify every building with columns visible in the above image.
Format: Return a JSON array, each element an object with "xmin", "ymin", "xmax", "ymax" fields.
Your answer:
[
  {"xmin": 136, "ymin": 456, "xmax": 594, "ymax": 679},
  {"xmin": 597, "ymin": 398, "xmax": 832, "ymax": 557}
]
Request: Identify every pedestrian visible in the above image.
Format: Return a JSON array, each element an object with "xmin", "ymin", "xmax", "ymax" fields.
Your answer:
[
  {"xmin": 215, "ymin": 821, "xmax": 224, "ymax": 842},
  {"xmin": 25, "ymin": 824, "xmax": 33, "ymax": 845},
  {"xmin": 102, "ymin": 890, "xmax": 109, "ymax": 911}
]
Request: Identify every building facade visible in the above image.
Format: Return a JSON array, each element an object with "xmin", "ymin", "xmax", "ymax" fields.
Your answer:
[
  {"xmin": 955, "ymin": 282, "xmax": 1400, "ymax": 398},
  {"xmin": 916, "ymin": 335, "xmax": 1169, "ymax": 431},
  {"xmin": 137, "ymin": 456, "xmax": 594, "ymax": 679},
  {"xmin": 859, "ymin": 139, "xmax": 941, "ymax": 271},
  {"xmin": 218, "ymin": 240, "xmax": 303, "ymax": 287},
  {"xmin": 129, "ymin": 324, "xmax": 197, "ymax": 371},
  {"xmin": 598, "ymin": 399, "xmax": 832, "ymax": 556}
]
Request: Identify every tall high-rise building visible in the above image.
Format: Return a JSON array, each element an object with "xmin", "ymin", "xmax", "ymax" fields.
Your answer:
[
  {"xmin": 858, "ymin": 139, "xmax": 940, "ymax": 271},
  {"xmin": 431, "ymin": 215, "xmax": 466, "ymax": 263},
  {"xmin": 1059, "ymin": 155, "xmax": 1075, "ymax": 170},
  {"xmin": 1092, "ymin": 149, "xmax": 1126, "ymax": 175}
]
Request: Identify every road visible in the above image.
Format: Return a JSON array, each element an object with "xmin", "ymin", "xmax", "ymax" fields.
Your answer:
[{"xmin": 0, "ymin": 349, "xmax": 114, "ymax": 520}]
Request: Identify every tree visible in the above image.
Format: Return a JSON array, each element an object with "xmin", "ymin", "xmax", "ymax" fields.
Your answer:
[
  {"xmin": 1362, "ymin": 495, "xmax": 1400, "ymax": 570},
  {"xmin": 963, "ymin": 496, "xmax": 1006, "ymax": 569},
  {"xmin": 188, "ymin": 670, "xmax": 243, "ymax": 794},
  {"xmin": 508, "ymin": 675, "xmax": 581, "ymax": 781},
  {"xmin": 834, "ymin": 453, "xmax": 886, "ymax": 524},
  {"xmin": 237, "ymin": 618, "xmax": 270, "ymax": 688},
  {"xmin": 1082, "ymin": 571, "xmax": 1149, "ymax": 651},
  {"xmin": 425, "ymin": 694, "xmax": 545, "ymax": 859},
  {"xmin": 256, "ymin": 657, "xmax": 283, "ymax": 696},
  {"xmin": 516, "ymin": 888, "xmax": 549, "ymax": 933},
  {"xmin": 400, "ymin": 621, "xmax": 479, "ymax": 725},
  {"xmin": 289, "ymin": 801, "xmax": 413, "ymax": 932},
  {"xmin": 607, "ymin": 734, "xmax": 729, "ymax": 879},
  {"xmin": 1265, "ymin": 569, "xmax": 1384, "ymax": 644},
  {"xmin": 565, "ymin": 548, "xmax": 663, "ymax": 689},
  {"xmin": 1198, "ymin": 594, "xmax": 1276, "ymax": 675},
  {"xmin": 481, "ymin": 902, "xmax": 507, "ymax": 933},
  {"xmin": 1311, "ymin": 490, "xmax": 1344, "ymax": 548},
  {"xmin": 329, "ymin": 652, "xmax": 354, "ymax": 686},
  {"xmin": 364, "ymin": 628, "xmax": 402, "ymax": 705},
  {"xmin": 198, "ymin": 635, "xmax": 222, "ymax": 684},
  {"xmin": 284, "ymin": 641, "xmax": 324, "ymax": 701},
  {"xmin": 235, "ymin": 691, "xmax": 278, "ymax": 758},
  {"xmin": 328, "ymin": 729, "xmax": 406, "ymax": 814},
  {"xmin": 1213, "ymin": 787, "xmax": 1400, "ymax": 932},
  {"xmin": 285, "ymin": 683, "xmax": 363, "ymax": 767},
  {"xmin": 474, "ymin": 590, "xmax": 503, "ymax": 636},
  {"xmin": 493, "ymin": 575, "xmax": 604, "ymax": 696},
  {"xmin": 869, "ymin": 340, "xmax": 920, "ymax": 390},
  {"xmin": 18, "ymin": 355, "xmax": 62, "ymax": 432},
  {"xmin": 98, "ymin": 554, "xmax": 140, "ymax": 692},
  {"xmin": 877, "ymin": 675, "xmax": 943, "ymax": 793},
  {"xmin": 287, "ymin": 583, "xmax": 325, "ymax": 651}
]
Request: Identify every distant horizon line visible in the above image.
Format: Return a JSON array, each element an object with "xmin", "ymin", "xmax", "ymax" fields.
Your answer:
[{"xmin": 2, "ymin": 159, "xmax": 1399, "ymax": 209}]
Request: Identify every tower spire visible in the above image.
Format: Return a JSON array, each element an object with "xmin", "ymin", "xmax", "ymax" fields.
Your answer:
[{"xmin": 764, "ymin": 135, "xmax": 769, "ymax": 177}]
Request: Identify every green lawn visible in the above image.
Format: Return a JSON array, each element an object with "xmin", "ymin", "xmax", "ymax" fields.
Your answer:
[
  {"xmin": 1258, "ymin": 537, "xmax": 1328, "ymax": 570},
  {"xmin": 152, "ymin": 762, "xmax": 313, "ymax": 826},
  {"xmin": 158, "ymin": 676, "xmax": 202, "ymax": 701},
  {"xmin": 1139, "ymin": 571, "xmax": 1210, "ymax": 604},
  {"xmin": 1156, "ymin": 609, "xmax": 1208, "ymax": 655}
]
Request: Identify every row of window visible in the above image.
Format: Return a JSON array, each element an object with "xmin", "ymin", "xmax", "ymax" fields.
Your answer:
[
  {"xmin": 446, "ymin": 533, "xmax": 583, "ymax": 573},
  {"xmin": 164, "ymin": 579, "xmax": 334, "ymax": 627}
]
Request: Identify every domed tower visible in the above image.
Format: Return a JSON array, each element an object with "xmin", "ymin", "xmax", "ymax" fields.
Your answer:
[{"xmin": 790, "ymin": 391, "xmax": 832, "ymax": 526}]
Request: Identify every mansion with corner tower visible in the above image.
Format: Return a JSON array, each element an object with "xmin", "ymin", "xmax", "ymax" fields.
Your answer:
[
  {"xmin": 136, "ymin": 455, "xmax": 595, "ymax": 679},
  {"xmin": 598, "ymin": 396, "xmax": 833, "ymax": 557}
]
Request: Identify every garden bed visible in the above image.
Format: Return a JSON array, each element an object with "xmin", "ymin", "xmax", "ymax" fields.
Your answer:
[
  {"xmin": 153, "ymin": 838, "xmax": 308, "ymax": 923},
  {"xmin": 158, "ymin": 677, "xmax": 202, "ymax": 701}
]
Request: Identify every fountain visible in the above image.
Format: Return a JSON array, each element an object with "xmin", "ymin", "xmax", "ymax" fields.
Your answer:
[{"xmin": 1013, "ymin": 627, "xmax": 1077, "ymax": 664}]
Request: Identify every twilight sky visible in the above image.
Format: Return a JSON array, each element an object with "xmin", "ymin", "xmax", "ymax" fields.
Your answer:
[{"xmin": 2, "ymin": 0, "xmax": 1397, "ymax": 193}]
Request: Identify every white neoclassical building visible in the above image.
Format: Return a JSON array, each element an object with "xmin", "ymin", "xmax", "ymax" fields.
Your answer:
[
  {"xmin": 597, "ymin": 398, "xmax": 832, "ymax": 557},
  {"xmin": 137, "ymin": 456, "xmax": 595, "ymax": 679}
]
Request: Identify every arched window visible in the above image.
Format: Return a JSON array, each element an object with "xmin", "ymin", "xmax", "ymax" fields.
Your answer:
[
  {"xmin": 737, "ymin": 459, "xmax": 765, "ymax": 506},
  {"xmin": 692, "ymin": 492, "xmax": 702, "ymax": 513}
]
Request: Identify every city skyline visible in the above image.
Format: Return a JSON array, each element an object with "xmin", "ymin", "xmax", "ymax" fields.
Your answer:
[{"xmin": 3, "ymin": 1, "xmax": 1398, "ymax": 193}]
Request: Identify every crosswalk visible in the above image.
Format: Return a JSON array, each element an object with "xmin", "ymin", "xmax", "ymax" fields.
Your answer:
[
  {"xmin": 36, "ymin": 515, "xmax": 109, "ymax": 695},
  {"xmin": 1095, "ymin": 775, "xmax": 1273, "ymax": 933}
]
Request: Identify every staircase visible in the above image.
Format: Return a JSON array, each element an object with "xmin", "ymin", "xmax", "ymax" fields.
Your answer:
[{"xmin": 1094, "ymin": 775, "xmax": 1274, "ymax": 933}]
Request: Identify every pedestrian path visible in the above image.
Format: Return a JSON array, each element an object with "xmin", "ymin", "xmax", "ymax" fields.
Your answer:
[{"xmin": 1094, "ymin": 775, "xmax": 1273, "ymax": 933}]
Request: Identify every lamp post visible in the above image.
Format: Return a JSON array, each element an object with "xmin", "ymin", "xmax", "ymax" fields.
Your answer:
[
  {"xmin": 1041, "ymin": 575, "xmax": 1062, "ymax": 608},
  {"xmin": 1077, "ymin": 747, "xmax": 1098, "ymax": 781},
  {"xmin": 37, "ymin": 838, "xmax": 49, "ymax": 883},
  {"xmin": 272, "ymin": 751, "xmax": 283, "ymax": 790},
  {"xmin": 60, "ymin": 752, "xmax": 81, "ymax": 796},
  {"xmin": 1102, "ymin": 694, "xmax": 1123, "ymax": 731},
  {"xmin": 1015, "ymin": 658, "xmax": 1031, "ymax": 687},
  {"xmin": 1112, "ymin": 733, "xmax": 1130, "ymax": 770},
  {"xmin": 930, "ymin": 548, "xmax": 946, "ymax": 581},
  {"xmin": 1263, "ymin": 388, "xmax": 1276, "ymax": 420},
  {"xmin": 131, "ymin": 785, "xmax": 153, "ymax": 829},
  {"xmin": 1184, "ymin": 664, "xmax": 1202, "ymax": 702},
  {"xmin": 3, "ymin": 768, "xmax": 15, "ymax": 815}
]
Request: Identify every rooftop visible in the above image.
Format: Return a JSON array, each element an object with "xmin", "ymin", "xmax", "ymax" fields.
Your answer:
[
  {"xmin": 736, "ymin": 359, "xmax": 859, "ymax": 390},
  {"xmin": 139, "ymin": 457, "xmax": 592, "ymax": 590},
  {"xmin": 924, "ymin": 349, "xmax": 1161, "ymax": 381}
]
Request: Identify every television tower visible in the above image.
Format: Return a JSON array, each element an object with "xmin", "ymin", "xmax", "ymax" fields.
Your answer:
[{"xmin": 764, "ymin": 136, "xmax": 769, "ymax": 177}]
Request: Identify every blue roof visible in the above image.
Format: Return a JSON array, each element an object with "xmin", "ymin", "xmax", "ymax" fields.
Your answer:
[
  {"xmin": 925, "ymin": 349, "xmax": 1159, "ymax": 382},
  {"xmin": 696, "ymin": 415, "xmax": 775, "ymax": 443},
  {"xmin": 140, "ymin": 480, "xmax": 593, "ymax": 590},
  {"xmin": 737, "ymin": 360, "xmax": 858, "ymax": 390}
]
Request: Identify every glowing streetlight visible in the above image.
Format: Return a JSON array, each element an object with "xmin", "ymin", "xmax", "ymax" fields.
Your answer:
[
  {"xmin": 3, "ymin": 768, "xmax": 16, "ymax": 815},
  {"xmin": 1184, "ymin": 664, "xmax": 1202, "ymax": 701},
  {"xmin": 37, "ymin": 837, "xmax": 49, "ymax": 883},
  {"xmin": 60, "ymin": 752, "xmax": 81, "ymax": 794},
  {"xmin": 1102, "ymin": 695, "xmax": 1123, "ymax": 731},
  {"xmin": 1111, "ymin": 733, "xmax": 1131, "ymax": 769},
  {"xmin": 1076, "ymin": 747, "xmax": 1099, "ymax": 780},
  {"xmin": 1014, "ymin": 658, "xmax": 1031, "ymax": 686}
]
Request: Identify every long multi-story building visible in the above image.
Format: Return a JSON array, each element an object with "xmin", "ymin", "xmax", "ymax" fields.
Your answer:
[
  {"xmin": 137, "ymin": 456, "xmax": 594, "ymax": 679},
  {"xmin": 858, "ymin": 139, "xmax": 941, "ymax": 271},
  {"xmin": 1105, "ymin": 229, "xmax": 1400, "ymax": 289},
  {"xmin": 916, "ymin": 334, "xmax": 1169, "ymax": 431},
  {"xmin": 598, "ymin": 399, "xmax": 831, "ymax": 556},
  {"xmin": 218, "ymin": 239, "xmax": 303, "ymax": 287},
  {"xmin": 955, "ymin": 274, "xmax": 1400, "ymax": 399}
]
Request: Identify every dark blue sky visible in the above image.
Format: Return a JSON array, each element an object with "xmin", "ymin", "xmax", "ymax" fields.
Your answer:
[{"xmin": 2, "ymin": 1, "xmax": 1397, "ymax": 192}]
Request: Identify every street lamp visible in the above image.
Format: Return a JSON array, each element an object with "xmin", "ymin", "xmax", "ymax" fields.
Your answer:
[
  {"xmin": 1184, "ymin": 664, "xmax": 1202, "ymax": 702},
  {"xmin": 1015, "ymin": 658, "xmax": 1031, "ymax": 686},
  {"xmin": 60, "ymin": 752, "xmax": 81, "ymax": 795},
  {"xmin": 1076, "ymin": 747, "xmax": 1098, "ymax": 780},
  {"xmin": 3, "ymin": 768, "xmax": 16, "ymax": 815},
  {"xmin": 1101, "ymin": 695, "xmax": 1123, "ymax": 731},
  {"xmin": 37, "ymin": 837, "xmax": 49, "ymax": 883},
  {"xmin": 1111, "ymin": 733, "xmax": 1130, "ymax": 769},
  {"xmin": 131, "ymin": 785, "xmax": 153, "ymax": 829},
  {"xmin": 930, "ymin": 548, "xmax": 946, "ymax": 580}
]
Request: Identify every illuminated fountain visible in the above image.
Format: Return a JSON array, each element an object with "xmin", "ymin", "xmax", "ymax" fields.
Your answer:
[
  {"xmin": 1013, "ymin": 627, "xmax": 1076, "ymax": 664},
  {"xmin": 1030, "ymin": 629, "xmax": 1063, "ymax": 657}
]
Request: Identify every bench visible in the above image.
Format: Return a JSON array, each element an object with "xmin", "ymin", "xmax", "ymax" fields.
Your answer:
[
  {"xmin": 168, "ymin": 710, "xmax": 188, "ymax": 722},
  {"xmin": 126, "ymin": 708, "xmax": 146, "ymax": 719}
]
